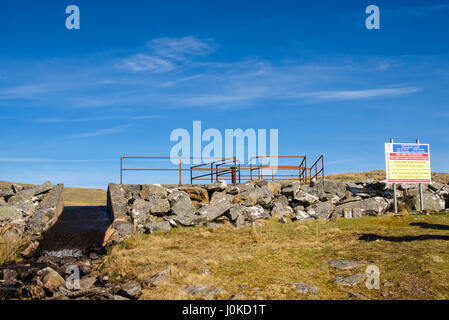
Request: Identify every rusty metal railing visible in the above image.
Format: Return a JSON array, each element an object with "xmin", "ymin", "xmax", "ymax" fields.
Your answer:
[
  {"xmin": 309, "ymin": 155, "xmax": 325, "ymax": 180},
  {"xmin": 120, "ymin": 156, "xmax": 235, "ymax": 185},
  {"xmin": 120, "ymin": 155, "xmax": 325, "ymax": 185},
  {"xmin": 249, "ymin": 155, "xmax": 309, "ymax": 182}
]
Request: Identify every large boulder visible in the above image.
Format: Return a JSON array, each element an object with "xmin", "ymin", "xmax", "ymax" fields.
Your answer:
[
  {"xmin": 107, "ymin": 183, "xmax": 129, "ymax": 220},
  {"xmin": 206, "ymin": 181, "xmax": 227, "ymax": 193},
  {"xmin": 103, "ymin": 216, "xmax": 135, "ymax": 244},
  {"xmin": 255, "ymin": 181, "xmax": 282, "ymax": 194},
  {"xmin": 26, "ymin": 184, "xmax": 64, "ymax": 236},
  {"xmin": 37, "ymin": 267, "xmax": 66, "ymax": 293},
  {"xmin": 140, "ymin": 184, "xmax": 168, "ymax": 200},
  {"xmin": 333, "ymin": 197, "xmax": 390, "ymax": 218},
  {"xmin": 270, "ymin": 202, "xmax": 293, "ymax": 218},
  {"xmin": 306, "ymin": 202, "xmax": 335, "ymax": 219},
  {"xmin": 0, "ymin": 205, "xmax": 23, "ymax": 222},
  {"xmin": 168, "ymin": 191, "xmax": 196, "ymax": 217},
  {"xmin": 310, "ymin": 179, "xmax": 346, "ymax": 201},
  {"xmin": 144, "ymin": 221, "xmax": 171, "ymax": 233},
  {"xmin": 408, "ymin": 191, "xmax": 445, "ymax": 212},
  {"xmin": 281, "ymin": 181, "xmax": 301, "ymax": 198},
  {"xmin": 180, "ymin": 186, "xmax": 209, "ymax": 203},
  {"xmin": 293, "ymin": 191, "xmax": 319, "ymax": 205},
  {"xmin": 148, "ymin": 197, "xmax": 170, "ymax": 215},
  {"xmin": 226, "ymin": 182, "xmax": 254, "ymax": 195},
  {"xmin": 198, "ymin": 192, "xmax": 233, "ymax": 222},
  {"xmin": 233, "ymin": 186, "xmax": 273, "ymax": 207},
  {"xmin": 130, "ymin": 199, "xmax": 150, "ymax": 225},
  {"xmin": 244, "ymin": 205, "xmax": 270, "ymax": 221}
]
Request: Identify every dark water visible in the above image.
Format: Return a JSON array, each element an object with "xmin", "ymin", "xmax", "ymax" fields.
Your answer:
[{"xmin": 39, "ymin": 206, "xmax": 111, "ymax": 252}]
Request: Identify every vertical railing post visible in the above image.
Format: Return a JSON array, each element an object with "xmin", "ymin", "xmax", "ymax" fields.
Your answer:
[
  {"xmin": 179, "ymin": 159, "xmax": 182, "ymax": 185},
  {"xmin": 120, "ymin": 157, "xmax": 122, "ymax": 184},
  {"xmin": 322, "ymin": 155, "xmax": 325, "ymax": 179}
]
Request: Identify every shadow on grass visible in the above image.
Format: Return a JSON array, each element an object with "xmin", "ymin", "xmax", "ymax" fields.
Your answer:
[
  {"xmin": 409, "ymin": 222, "xmax": 449, "ymax": 230},
  {"xmin": 359, "ymin": 233, "xmax": 449, "ymax": 242}
]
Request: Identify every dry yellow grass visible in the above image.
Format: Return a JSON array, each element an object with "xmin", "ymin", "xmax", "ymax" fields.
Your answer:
[
  {"xmin": 100, "ymin": 213, "xmax": 449, "ymax": 300},
  {"xmin": 62, "ymin": 187, "xmax": 106, "ymax": 206},
  {"xmin": 326, "ymin": 170, "xmax": 449, "ymax": 184}
]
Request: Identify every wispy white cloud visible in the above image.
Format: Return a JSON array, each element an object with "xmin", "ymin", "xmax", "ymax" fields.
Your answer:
[
  {"xmin": 70, "ymin": 124, "xmax": 132, "ymax": 138},
  {"xmin": 116, "ymin": 36, "xmax": 215, "ymax": 73},
  {"xmin": 0, "ymin": 84, "xmax": 53, "ymax": 99},
  {"xmin": 148, "ymin": 36, "xmax": 215, "ymax": 61},
  {"xmin": 303, "ymin": 87, "xmax": 422, "ymax": 101},
  {"xmin": 34, "ymin": 115, "xmax": 158, "ymax": 123},
  {"xmin": 116, "ymin": 54, "xmax": 176, "ymax": 73}
]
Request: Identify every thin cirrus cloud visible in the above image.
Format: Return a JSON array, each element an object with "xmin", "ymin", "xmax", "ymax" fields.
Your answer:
[
  {"xmin": 117, "ymin": 36, "xmax": 215, "ymax": 73},
  {"xmin": 147, "ymin": 36, "xmax": 216, "ymax": 60},
  {"xmin": 303, "ymin": 87, "xmax": 422, "ymax": 101},
  {"xmin": 117, "ymin": 54, "xmax": 176, "ymax": 73},
  {"xmin": 70, "ymin": 124, "xmax": 133, "ymax": 138},
  {"xmin": 34, "ymin": 115, "xmax": 158, "ymax": 123}
]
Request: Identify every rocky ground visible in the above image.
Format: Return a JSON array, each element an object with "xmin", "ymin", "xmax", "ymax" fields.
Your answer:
[
  {"xmin": 1, "ymin": 178, "xmax": 448, "ymax": 300},
  {"xmin": 105, "ymin": 179, "xmax": 449, "ymax": 244}
]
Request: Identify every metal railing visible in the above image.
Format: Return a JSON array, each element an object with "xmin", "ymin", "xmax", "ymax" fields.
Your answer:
[
  {"xmin": 120, "ymin": 155, "xmax": 325, "ymax": 185},
  {"xmin": 309, "ymin": 155, "xmax": 325, "ymax": 181}
]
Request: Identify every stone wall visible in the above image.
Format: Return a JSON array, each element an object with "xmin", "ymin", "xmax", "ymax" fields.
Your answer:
[
  {"xmin": 105, "ymin": 179, "xmax": 449, "ymax": 244},
  {"xmin": 0, "ymin": 182, "xmax": 64, "ymax": 254}
]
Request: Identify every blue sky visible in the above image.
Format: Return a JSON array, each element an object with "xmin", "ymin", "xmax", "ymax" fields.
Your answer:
[{"xmin": 1, "ymin": 0, "xmax": 449, "ymax": 188}]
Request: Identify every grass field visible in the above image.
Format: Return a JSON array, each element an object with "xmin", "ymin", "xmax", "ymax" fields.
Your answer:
[
  {"xmin": 326, "ymin": 170, "xmax": 449, "ymax": 184},
  {"xmin": 100, "ymin": 213, "xmax": 449, "ymax": 300}
]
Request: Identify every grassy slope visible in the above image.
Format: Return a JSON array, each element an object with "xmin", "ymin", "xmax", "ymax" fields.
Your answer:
[
  {"xmin": 0, "ymin": 180, "xmax": 106, "ymax": 206},
  {"xmin": 326, "ymin": 170, "xmax": 449, "ymax": 183},
  {"xmin": 2, "ymin": 170, "xmax": 448, "ymax": 206},
  {"xmin": 101, "ymin": 213, "xmax": 449, "ymax": 300}
]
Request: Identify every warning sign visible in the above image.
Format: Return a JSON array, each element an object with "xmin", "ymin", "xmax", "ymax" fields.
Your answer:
[{"xmin": 385, "ymin": 143, "xmax": 431, "ymax": 183}]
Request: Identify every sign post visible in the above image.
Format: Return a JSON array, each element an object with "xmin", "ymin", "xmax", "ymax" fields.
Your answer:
[{"xmin": 385, "ymin": 140, "xmax": 431, "ymax": 213}]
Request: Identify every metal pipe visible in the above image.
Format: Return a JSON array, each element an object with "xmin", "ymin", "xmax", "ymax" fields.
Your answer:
[
  {"xmin": 417, "ymin": 139, "xmax": 424, "ymax": 212},
  {"xmin": 390, "ymin": 138, "xmax": 398, "ymax": 214}
]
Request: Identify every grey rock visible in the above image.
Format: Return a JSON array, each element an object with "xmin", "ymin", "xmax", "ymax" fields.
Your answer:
[
  {"xmin": 278, "ymin": 216, "xmax": 288, "ymax": 224},
  {"xmin": 184, "ymin": 284, "xmax": 224, "ymax": 298},
  {"xmin": 293, "ymin": 191, "xmax": 319, "ymax": 205},
  {"xmin": 78, "ymin": 277, "xmax": 97, "ymax": 291},
  {"xmin": 281, "ymin": 181, "xmax": 301, "ymax": 198},
  {"xmin": 140, "ymin": 184, "xmax": 168, "ymax": 200},
  {"xmin": 271, "ymin": 202, "xmax": 293, "ymax": 218},
  {"xmin": 0, "ymin": 188, "xmax": 14, "ymax": 198},
  {"xmin": 255, "ymin": 180, "xmax": 282, "ymax": 194},
  {"xmin": 148, "ymin": 197, "xmax": 171, "ymax": 215},
  {"xmin": 348, "ymin": 292, "xmax": 370, "ymax": 300},
  {"xmin": 107, "ymin": 183, "xmax": 129, "ymax": 220},
  {"xmin": 291, "ymin": 208, "xmax": 310, "ymax": 221},
  {"xmin": 306, "ymin": 202, "xmax": 335, "ymax": 219},
  {"xmin": 227, "ymin": 182, "xmax": 254, "ymax": 195},
  {"xmin": 144, "ymin": 221, "xmax": 171, "ymax": 233},
  {"xmin": 244, "ymin": 205, "xmax": 270, "ymax": 221},
  {"xmin": 327, "ymin": 260, "xmax": 363, "ymax": 270},
  {"xmin": 206, "ymin": 180, "xmax": 227, "ymax": 193},
  {"xmin": 120, "ymin": 280, "xmax": 142, "ymax": 299},
  {"xmin": 409, "ymin": 191, "xmax": 445, "ymax": 212},
  {"xmin": 0, "ymin": 205, "xmax": 23, "ymax": 222},
  {"xmin": 130, "ymin": 199, "xmax": 150, "ymax": 225},
  {"xmin": 292, "ymin": 282, "xmax": 319, "ymax": 295},
  {"xmin": 229, "ymin": 294, "xmax": 247, "ymax": 300},
  {"xmin": 168, "ymin": 191, "xmax": 196, "ymax": 217},
  {"xmin": 333, "ymin": 197, "xmax": 389, "ymax": 218},
  {"xmin": 199, "ymin": 192, "xmax": 233, "ymax": 222},
  {"xmin": 146, "ymin": 268, "xmax": 171, "ymax": 287},
  {"xmin": 333, "ymin": 273, "xmax": 367, "ymax": 286}
]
